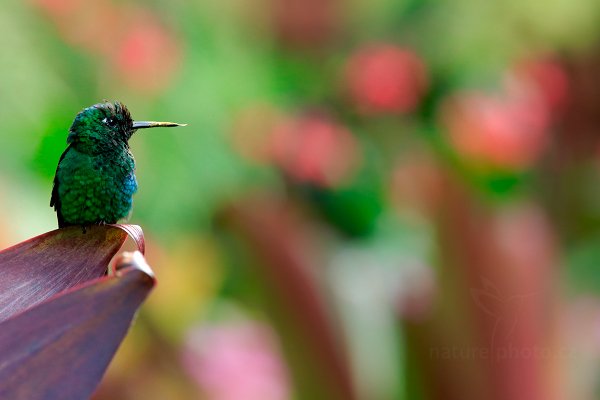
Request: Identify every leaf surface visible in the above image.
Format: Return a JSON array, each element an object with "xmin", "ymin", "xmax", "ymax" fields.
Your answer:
[{"xmin": 0, "ymin": 251, "xmax": 155, "ymax": 400}]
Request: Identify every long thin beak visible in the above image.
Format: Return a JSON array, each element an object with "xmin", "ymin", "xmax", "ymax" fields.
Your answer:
[{"xmin": 132, "ymin": 121, "xmax": 187, "ymax": 129}]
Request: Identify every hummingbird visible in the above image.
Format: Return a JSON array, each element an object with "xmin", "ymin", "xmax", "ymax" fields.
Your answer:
[{"xmin": 50, "ymin": 101, "xmax": 185, "ymax": 228}]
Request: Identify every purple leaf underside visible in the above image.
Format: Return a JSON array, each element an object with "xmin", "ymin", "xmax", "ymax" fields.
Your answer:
[{"xmin": 0, "ymin": 252, "xmax": 155, "ymax": 400}]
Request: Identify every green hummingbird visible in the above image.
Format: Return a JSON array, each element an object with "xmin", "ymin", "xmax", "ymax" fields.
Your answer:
[{"xmin": 50, "ymin": 101, "xmax": 185, "ymax": 228}]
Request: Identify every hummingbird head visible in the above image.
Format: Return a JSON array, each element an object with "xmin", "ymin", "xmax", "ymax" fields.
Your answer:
[{"xmin": 68, "ymin": 101, "xmax": 185, "ymax": 152}]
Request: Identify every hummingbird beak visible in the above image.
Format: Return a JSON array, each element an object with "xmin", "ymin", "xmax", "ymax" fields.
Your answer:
[{"xmin": 132, "ymin": 121, "xmax": 187, "ymax": 129}]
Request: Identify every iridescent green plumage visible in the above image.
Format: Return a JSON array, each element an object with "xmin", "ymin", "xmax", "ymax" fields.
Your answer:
[{"xmin": 51, "ymin": 101, "xmax": 184, "ymax": 227}]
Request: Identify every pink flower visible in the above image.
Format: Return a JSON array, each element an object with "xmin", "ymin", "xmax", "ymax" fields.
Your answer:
[
  {"xmin": 269, "ymin": 112, "xmax": 361, "ymax": 188},
  {"xmin": 182, "ymin": 321, "xmax": 291, "ymax": 400},
  {"xmin": 31, "ymin": 1, "xmax": 182, "ymax": 94},
  {"xmin": 344, "ymin": 44, "xmax": 428, "ymax": 115},
  {"xmin": 510, "ymin": 56, "xmax": 570, "ymax": 116},
  {"xmin": 109, "ymin": 10, "xmax": 182, "ymax": 93},
  {"xmin": 441, "ymin": 88, "xmax": 550, "ymax": 169}
]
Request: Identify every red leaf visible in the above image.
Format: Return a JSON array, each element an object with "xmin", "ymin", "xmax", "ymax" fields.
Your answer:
[
  {"xmin": 0, "ymin": 251, "xmax": 155, "ymax": 400},
  {"xmin": 0, "ymin": 226, "xmax": 135, "ymax": 322}
]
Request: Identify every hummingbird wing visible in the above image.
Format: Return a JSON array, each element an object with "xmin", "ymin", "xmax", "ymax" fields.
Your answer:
[{"xmin": 50, "ymin": 144, "xmax": 72, "ymax": 227}]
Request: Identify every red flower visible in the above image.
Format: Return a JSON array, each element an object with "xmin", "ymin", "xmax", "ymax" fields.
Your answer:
[
  {"xmin": 441, "ymin": 89, "xmax": 550, "ymax": 170},
  {"xmin": 269, "ymin": 112, "xmax": 361, "ymax": 188},
  {"xmin": 344, "ymin": 44, "xmax": 428, "ymax": 115}
]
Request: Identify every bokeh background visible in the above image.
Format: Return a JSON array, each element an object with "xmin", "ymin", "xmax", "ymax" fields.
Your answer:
[{"xmin": 2, "ymin": 0, "xmax": 600, "ymax": 399}]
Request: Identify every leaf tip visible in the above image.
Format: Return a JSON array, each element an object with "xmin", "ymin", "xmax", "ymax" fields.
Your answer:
[{"xmin": 114, "ymin": 251, "xmax": 155, "ymax": 284}]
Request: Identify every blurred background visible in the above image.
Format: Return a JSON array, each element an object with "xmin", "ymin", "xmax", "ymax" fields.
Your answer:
[{"xmin": 2, "ymin": 0, "xmax": 600, "ymax": 399}]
